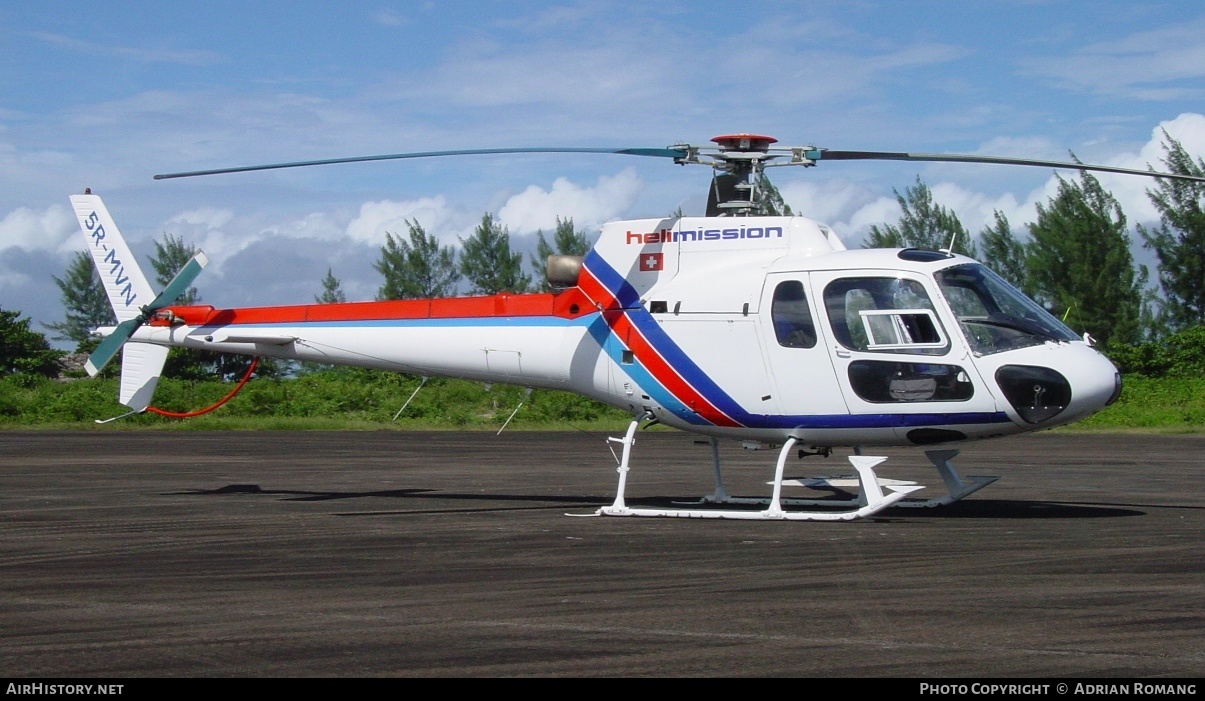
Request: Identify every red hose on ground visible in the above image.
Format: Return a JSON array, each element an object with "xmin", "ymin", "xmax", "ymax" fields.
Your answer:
[{"xmin": 147, "ymin": 357, "xmax": 260, "ymax": 418}]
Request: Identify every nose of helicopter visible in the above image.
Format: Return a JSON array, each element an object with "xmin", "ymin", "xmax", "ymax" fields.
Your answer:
[
  {"xmin": 991, "ymin": 343, "xmax": 1120, "ymax": 428},
  {"xmin": 1037, "ymin": 344, "xmax": 1122, "ymax": 426},
  {"xmin": 1059, "ymin": 345, "xmax": 1122, "ymax": 422}
]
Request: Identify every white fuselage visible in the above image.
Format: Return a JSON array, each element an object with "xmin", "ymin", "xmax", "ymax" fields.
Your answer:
[{"xmin": 124, "ymin": 215, "xmax": 1120, "ymax": 448}]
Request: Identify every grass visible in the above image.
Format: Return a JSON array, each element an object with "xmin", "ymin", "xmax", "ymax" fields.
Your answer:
[
  {"xmin": 1069, "ymin": 375, "xmax": 1205, "ymax": 433},
  {"xmin": 1, "ymin": 369, "xmax": 1201, "ymax": 432},
  {"xmin": 0, "ymin": 370, "xmax": 637, "ymax": 432}
]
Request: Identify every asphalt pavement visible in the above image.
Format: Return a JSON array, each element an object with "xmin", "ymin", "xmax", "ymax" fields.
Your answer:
[{"xmin": 1, "ymin": 430, "xmax": 1201, "ymax": 677}]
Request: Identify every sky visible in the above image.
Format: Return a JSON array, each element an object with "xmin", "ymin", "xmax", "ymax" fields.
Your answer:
[{"xmin": 2, "ymin": 1, "xmax": 1204, "ymax": 345}]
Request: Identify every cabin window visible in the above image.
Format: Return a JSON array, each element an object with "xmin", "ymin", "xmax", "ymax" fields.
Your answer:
[
  {"xmin": 848, "ymin": 361, "xmax": 974, "ymax": 403},
  {"xmin": 823, "ymin": 277, "xmax": 949, "ymax": 355},
  {"xmin": 771, "ymin": 280, "xmax": 817, "ymax": 348}
]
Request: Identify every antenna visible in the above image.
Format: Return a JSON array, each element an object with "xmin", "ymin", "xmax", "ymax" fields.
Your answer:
[{"xmin": 943, "ymin": 229, "xmax": 959, "ymax": 254}]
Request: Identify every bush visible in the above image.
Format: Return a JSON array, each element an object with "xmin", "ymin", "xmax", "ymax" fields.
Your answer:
[
  {"xmin": 1107, "ymin": 325, "xmax": 1205, "ymax": 377},
  {"xmin": 0, "ymin": 307, "xmax": 63, "ymax": 378}
]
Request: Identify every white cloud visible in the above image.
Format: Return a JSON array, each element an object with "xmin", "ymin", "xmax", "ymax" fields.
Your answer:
[
  {"xmin": 1021, "ymin": 112, "xmax": 1205, "ymax": 228},
  {"xmin": 498, "ymin": 169, "xmax": 642, "ymax": 234},
  {"xmin": 345, "ymin": 196, "xmax": 476, "ymax": 246},
  {"xmin": 842, "ymin": 197, "xmax": 902, "ymax": 243},
  {"xmin": 0, "ymin": 203, "xmax": 76, "ymax": 253},
  {"xmin": 1024, "ymin": 16, "xmax": 1205, "ymax": 99},
  {"xmin": 780, "ymin": 179, "xmax": 881, "ymax": 225},
  {"xmin": 156, "ymin": 208, "xmax": 240, "ymax": 277},
  {"xmin": 929, "ymin": 183, "xmax": 1025, "ymax": 237},
  {"xmin": 1102, "ymin": 113, "xmax": 1205, "ymax": 223},
  {"xmin": 30, "ymin": 31, "xmax": 225, "ymax": 66},
  {"xmin": 155, "ymin": 206, "xmax": 355, "ymax": 280},
  {"xmin": 1143, "ymin": 112, "xmax": 1205, "ymax": 162},
  {"xmin": 778, "ymin": 178, "xmax": 905, "ymax": 246},
  {"xmin": 167, "ymin": 207, "xmax": 234, "ymax": 230}
]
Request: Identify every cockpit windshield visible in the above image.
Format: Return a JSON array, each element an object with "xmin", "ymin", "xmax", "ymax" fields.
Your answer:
[{"xmin": 935, "ymin": 264, "xmax": 1079, "ymax": 355}]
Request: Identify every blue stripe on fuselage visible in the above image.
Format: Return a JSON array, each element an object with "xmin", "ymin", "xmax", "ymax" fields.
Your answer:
[{"xmin": 582, "ymin": 253, "xmax": 1012, "ymax": 431}]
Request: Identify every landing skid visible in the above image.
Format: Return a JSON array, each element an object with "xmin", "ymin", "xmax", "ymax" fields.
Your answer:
[
  {"xmin": 762, "ymin": 449, "xmax": 999, "ymax": 509},
  {"xmin": 591, "ymin": 419, "xmax": 924, "ymax": 522},
  {"xmin": 898, "ymin": 449, "xmax": 999, "ymax": 507}
]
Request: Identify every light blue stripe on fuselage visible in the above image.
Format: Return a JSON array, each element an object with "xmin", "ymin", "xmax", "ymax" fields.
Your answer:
[{"xmin": 198, "ymin": 315, "xmax": 594, "ymax": 333}]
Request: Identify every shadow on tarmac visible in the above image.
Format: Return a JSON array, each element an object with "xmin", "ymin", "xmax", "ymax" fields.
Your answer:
[{"xmin": 180, "ymin": 483, "xmax": 1145, "ymax": 519}]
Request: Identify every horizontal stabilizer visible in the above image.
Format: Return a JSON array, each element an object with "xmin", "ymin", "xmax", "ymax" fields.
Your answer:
[{"xmin": 193, "ymin": 330, "xmax": 297, "ymax": 345}]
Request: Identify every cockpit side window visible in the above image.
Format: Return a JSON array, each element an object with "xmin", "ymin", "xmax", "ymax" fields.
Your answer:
[
  {"xmin": 771, "ymin": 280, "xmax": 817, "ymax": 348},
  {"xmin": 823, "ymin": 277, "xmax": 949, "ymax": 356},
  {"xmin": 935, "ymin": 264, "xmax": 1079, "ymax": 355}
]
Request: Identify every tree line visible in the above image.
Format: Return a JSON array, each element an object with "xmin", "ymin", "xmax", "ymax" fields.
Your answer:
[
  {"xmin": 370, "ymin": 213, "xmax": 589, "ymax": 301},
  {"xmin": 863, "ymin": 133, "xmax": 1205, "ymax": 350},
  {"xmin": 0, "ymin": 215, "xmax": 593, "ymax": 380}
]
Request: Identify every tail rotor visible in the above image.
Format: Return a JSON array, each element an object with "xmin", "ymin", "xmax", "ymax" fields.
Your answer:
[{"xmin": 83, "ymin": 251, "xmax": 207, "ymax": 376}]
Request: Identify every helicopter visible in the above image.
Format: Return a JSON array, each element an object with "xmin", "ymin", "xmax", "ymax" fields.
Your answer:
[{"xmin": 71, "ymin": 134, "xmax": 1205, "ymax": 521}]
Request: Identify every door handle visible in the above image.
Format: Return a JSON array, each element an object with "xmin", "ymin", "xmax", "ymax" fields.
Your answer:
[{"xmin": 834, "ymin": 347, "xmax": 851, "ymax": 358}]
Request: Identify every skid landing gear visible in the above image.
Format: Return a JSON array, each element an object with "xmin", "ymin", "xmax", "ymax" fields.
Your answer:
[
  {"xmin": 591, "ymin": 418, "xmax": 924, "ymax": 522},
  {"xmin": 898, "ymin": 449, "xmax": 999, "ymax": 508},
  {"xmin": 772, "ymin": 449, "xmax": 1000, "ymax": 509}
]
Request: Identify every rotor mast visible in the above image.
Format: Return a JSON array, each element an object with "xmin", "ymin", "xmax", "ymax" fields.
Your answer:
[{"xmin": 682, "ymin": 134, "xmax": 783, "ymax": 216}]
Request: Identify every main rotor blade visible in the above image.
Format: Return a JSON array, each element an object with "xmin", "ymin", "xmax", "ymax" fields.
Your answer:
[
  {"xmin": 85, "ymin": 318, "xmax": 143, "ymax": 377},
  {"xmin": 149, "ymin": 252, "xmax": 209, "ymax": 309},
  {"xmin": 154, "ymin": 147, "xmax": 688, "ymax": 180},
  {"xmin": 813, "ymin": 150, "xmax": 1205, "ymax": 183}
]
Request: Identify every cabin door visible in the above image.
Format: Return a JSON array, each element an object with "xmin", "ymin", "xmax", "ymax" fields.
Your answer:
[
  {"xmin": 760, "ymin": 273, "xmax": 849, "ymax": 418},
  {"xmin": 808, "ymin": 270, "xmax": 999, "ymax": 437}
]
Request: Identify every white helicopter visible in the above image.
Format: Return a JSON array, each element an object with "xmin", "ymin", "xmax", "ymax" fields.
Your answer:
[{"xmin": 71, "ymin": 134, "xmax": 1205, "ymax": 521}]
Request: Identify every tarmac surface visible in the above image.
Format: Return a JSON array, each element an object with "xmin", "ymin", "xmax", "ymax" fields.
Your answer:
[{"xmin": 0, "ymin": 430, "xmax": 1202, "ymax": 677}]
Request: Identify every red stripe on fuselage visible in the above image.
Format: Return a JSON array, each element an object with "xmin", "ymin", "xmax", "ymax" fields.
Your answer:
[
  {"xmin": 579, "ymin": 265, "xmax": 739, "ymax": 427},
  {"xmin": 576, "ymin": 266, "xmax": 619, "ymax": 311},
  {"xmin": 150, "ymin": 288, "xmax": 597, "ymax": 328},
  {"xmin": 608, "ymin": 311, "xmax": 741, "ymax": 427}
]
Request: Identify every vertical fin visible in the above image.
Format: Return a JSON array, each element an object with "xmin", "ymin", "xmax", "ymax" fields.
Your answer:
[
  {"xmin": 69, "ymin": 192, "xmax": 170, "ymax": 408},
  {"xmin": 69, "ymin": 194, "xmax": 156, "ymax": 322}
]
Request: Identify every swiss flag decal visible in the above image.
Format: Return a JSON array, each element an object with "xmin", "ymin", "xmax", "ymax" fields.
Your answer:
[{"xmin": 639, "ymin": 252, "xmax": 664, "ymax": 272}]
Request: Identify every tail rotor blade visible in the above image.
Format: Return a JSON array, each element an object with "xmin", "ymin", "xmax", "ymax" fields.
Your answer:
[
  {"xmin": 85, "ymin": 318, "xmax": 144, "ymax": 377},
  {"xmin": 84, "ymin": 252, "xmax": 208, "ymax": 377},
  {"xmin": 150, "ymin": 252, "xmax": 209, "ymax": 310}
]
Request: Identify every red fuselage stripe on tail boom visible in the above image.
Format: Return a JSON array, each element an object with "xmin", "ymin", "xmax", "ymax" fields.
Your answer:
[{"xmin": 151, "ymin": 288, "xmax": 598, "ymax": 328}]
